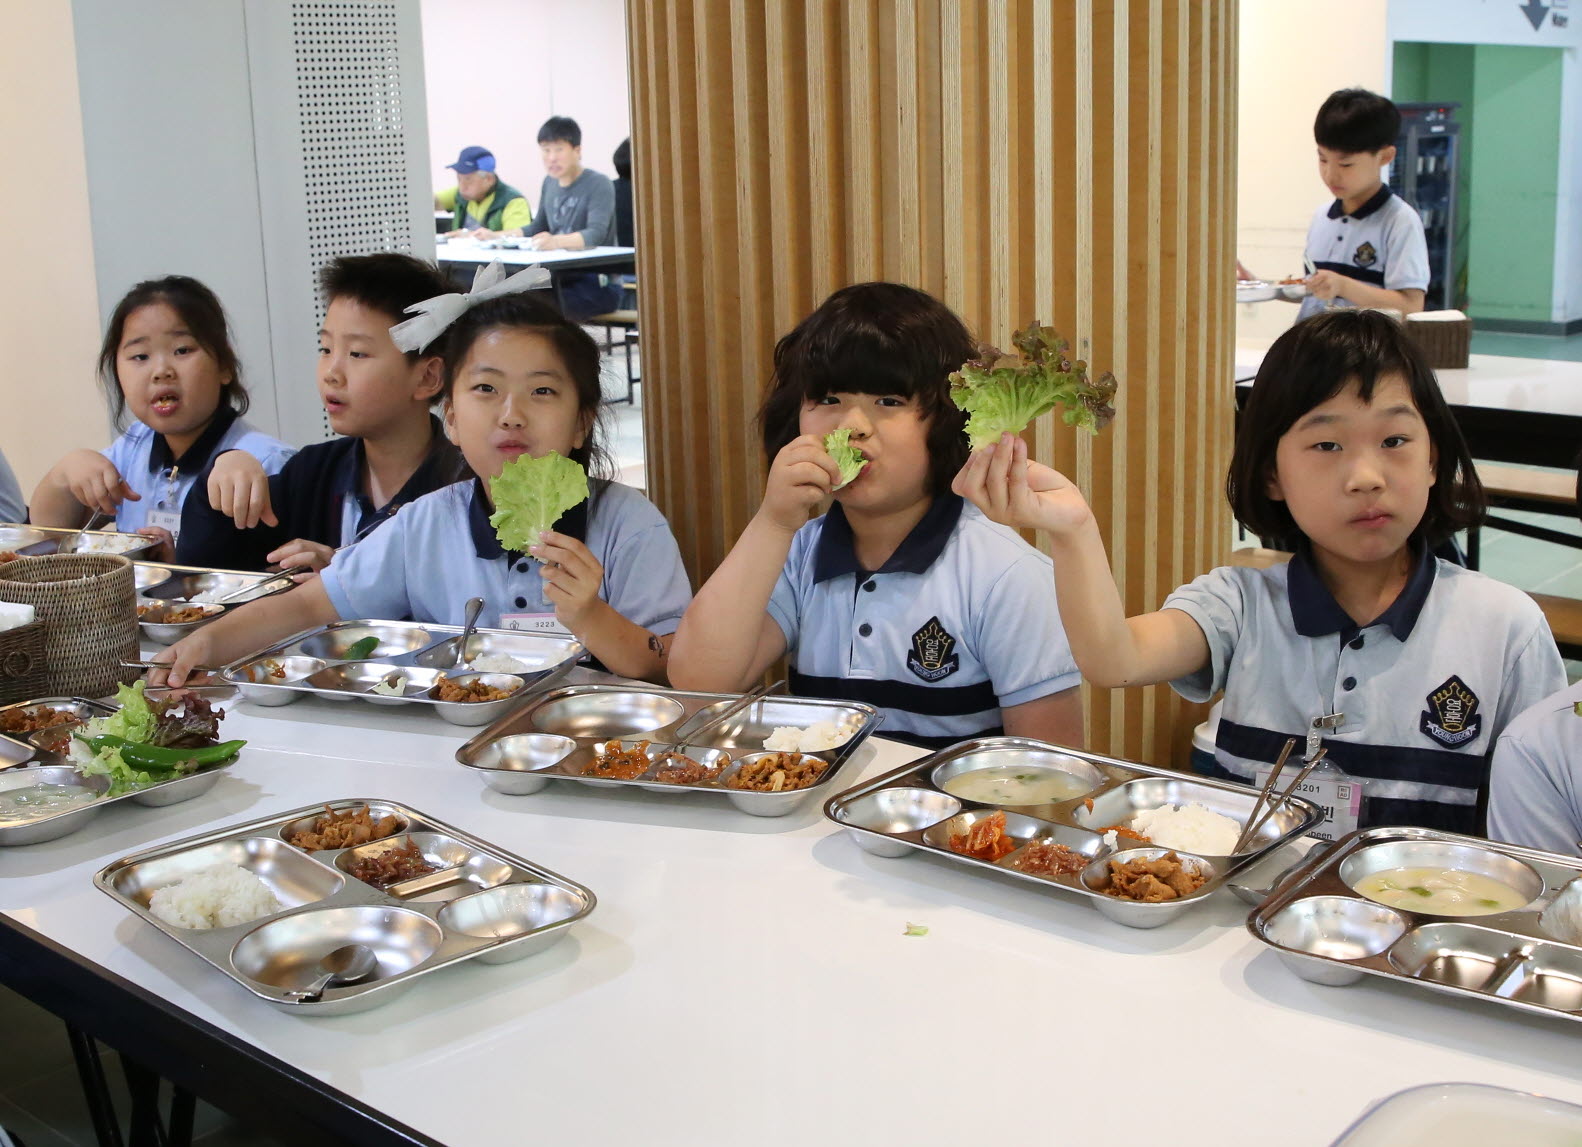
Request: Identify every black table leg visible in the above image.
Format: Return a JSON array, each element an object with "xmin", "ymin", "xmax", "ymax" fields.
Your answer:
[{"xmin": 65, "ymin": 1024, "xmax": 124, "ymax": 1147}]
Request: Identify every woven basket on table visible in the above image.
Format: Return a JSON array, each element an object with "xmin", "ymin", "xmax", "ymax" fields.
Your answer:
[
  {"xmin": 0, "ymin": 554, "xmax": 139, "ymax": 699},
  {"xmin": 0, "ymin": 619, "xmax": 47, "ymax": 706}
]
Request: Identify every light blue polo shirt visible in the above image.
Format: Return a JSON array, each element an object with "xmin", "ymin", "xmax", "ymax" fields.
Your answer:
[
  {"xmin": 1165, "ymin": 544, "xmax": 1564, "ymax": 834},
  {"xmin": 320, "ymin": 477, "xmax": 692, "ymax": 634},
  {"xmin": 101, "ymin": 408, "xmax": 294, "ymax": 534},
  {"xmin": 1488, "ymin": 680, "xmax": 1582, "ymax": 857},
  {"xmin": 1297, "ymin": 185, "xmax": 1430, "ymax": 320},
  {"xmin": 767, "ymin": 495, "xmax": 1081, "ymax": 749}
]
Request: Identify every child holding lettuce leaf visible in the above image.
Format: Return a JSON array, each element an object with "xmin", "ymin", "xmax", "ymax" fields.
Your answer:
[
  {"xmin": 670, "ymin": 282, "xmax": 1084, "ymax": 750},
  {"xmin": 154, "ymin": 270, "xmax": 691, "ymax": 686}
]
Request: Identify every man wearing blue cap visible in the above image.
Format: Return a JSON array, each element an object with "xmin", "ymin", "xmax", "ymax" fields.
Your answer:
[{"xmin": 433, "ymin": 146, "xmax": 532, "ymax": 239}]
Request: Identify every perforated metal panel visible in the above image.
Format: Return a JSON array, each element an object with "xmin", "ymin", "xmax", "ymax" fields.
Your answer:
[{"xmin": 248, "ymin": 0, "xmax": 434, "ymax": 446}]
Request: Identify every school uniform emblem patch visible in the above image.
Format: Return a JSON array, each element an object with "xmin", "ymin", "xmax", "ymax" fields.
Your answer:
[
  {"xmin": 1420, "ymin": 675, "xmax": 1482, "ymax": 748},
  {"xmin": 907, "ymin": 616, "xmax": 960, "ymax": 682},
  {"xmin": 1353, "ymin": 241, "xmax": 1378, "ymax": 269}
]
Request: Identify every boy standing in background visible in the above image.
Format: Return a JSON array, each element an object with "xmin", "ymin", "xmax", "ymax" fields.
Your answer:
[{"xmin": 1298, "ymin": 88, "xmax": 1430, "ymax": 319}]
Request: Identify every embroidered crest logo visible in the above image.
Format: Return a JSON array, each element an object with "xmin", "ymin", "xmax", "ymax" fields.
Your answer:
[
  {"xmin": 907, "ymin": 616, "xmax": 960, "ymax": 682},
  {"xmin": 1354, "ymin": 240, "xmax": 1378, "ymax": 268},
  {"xmin": 1420, "ymin": 675, "xmax": 1482, "ymax": 748}
]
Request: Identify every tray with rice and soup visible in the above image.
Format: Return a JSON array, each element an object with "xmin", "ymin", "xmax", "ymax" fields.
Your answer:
[
  {"xmin": 1248, "ymin": 826, "xmax": 1582, "ymax": 1025},
  {"xmin": 95, "ymin": 799, "xmax": 595, "ymax": 1014},
  {"xmin": 824, "ymin": 736, "xmax": 1322, "ymax": 929}
]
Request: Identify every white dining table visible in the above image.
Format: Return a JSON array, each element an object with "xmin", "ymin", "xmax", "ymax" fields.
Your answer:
[
  {"xmin": 433, "ymin": 237, "xmax": 635, "ymax": 271},
  {"xmin": 3, "ymin": 673, "xmax": 1581, "ymax": 1146}
]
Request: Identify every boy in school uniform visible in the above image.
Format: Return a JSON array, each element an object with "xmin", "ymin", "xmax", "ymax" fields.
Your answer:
[
  {"xmin": 523, "ymin": 116, "xmax": 623, "ymax": 321},
  {"xmin": 177, "ymin": 254, "xmax": 465, "ymax": 572},
  {"xmin": 1296, "ymin": 88, "xmax": 1430, "ymax": 320}
]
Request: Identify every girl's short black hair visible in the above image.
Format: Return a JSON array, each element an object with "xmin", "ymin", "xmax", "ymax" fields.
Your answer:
[
  {"xmin": 757, "ymin": 282, "xmax": 974, "ymax": 496},
  {"xmin": 97, "ymin": 275, "xmax": 247, "ymax": 429},
  {"xmin": 439, "ymin": 293, "xmax": 612, "ymax": 480},
  {"xmin": 320, "ymin": 253, "xmax": 451, "ymax": 360},
  {"xmin": 1314, "ymin": 88, "xmax": 1401, "ymax": 154},
  {"xmin": 1227, "ymin": 309, "xmax": 1484, "ymax": 546}
]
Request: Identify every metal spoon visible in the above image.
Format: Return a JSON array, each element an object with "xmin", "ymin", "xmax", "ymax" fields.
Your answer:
[
  {"xmin": 453, "ymin": 596, "xmax": 485, "ymax": 669},
  {"xmin": 59, "ymin": 509, "xmax": 113, "ymax": 555},
  {"xmin": 288, "ymin": 943, "xmax": 378, "ymax": 1001}
]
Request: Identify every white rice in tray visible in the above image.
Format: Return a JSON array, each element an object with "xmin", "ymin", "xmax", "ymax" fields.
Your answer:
[
  {"xmin": 148, "ymin": 863, "xmax": 282, "ymax": 930},
  {"xmin": 1129, "ymin": 802, "xmax": 1243, "ymax": 856},
  {"xmin": 471, "ymin": 653, "xmax": 530, "ymax": 674},
  {"xmin": 763, "ymin": 721, "xmax": 847, "ymax": 753}
]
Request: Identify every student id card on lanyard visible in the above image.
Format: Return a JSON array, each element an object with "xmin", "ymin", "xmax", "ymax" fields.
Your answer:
[
  {"xmin": 498, "ymin": 611, "xmax": 575, "ymax": 639},
  {"xmin": 144, "ymin": 466, "xmax": 184, "ymax": 538}
]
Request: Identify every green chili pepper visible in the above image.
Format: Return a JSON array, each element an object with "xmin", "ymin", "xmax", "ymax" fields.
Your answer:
[
  {"xmin": 84, "ymin": 735, "xmax": 245, "ymax": 770},
  {"xmin": 343, "ymin": 635, "xmax": 380, "ymax": 660}
]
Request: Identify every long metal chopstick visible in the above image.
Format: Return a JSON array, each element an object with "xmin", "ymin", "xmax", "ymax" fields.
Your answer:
[
  {"xmin": 673, "ymin": 678, "xmax": 783, "ymax": 757},
  {"xmin": 1241, "ymin": 748, "xmax": 1328, "ymax": 851},
  {"xmin": 1232, "ymin": 737, "xmax": 1297, "ymax": 854}
]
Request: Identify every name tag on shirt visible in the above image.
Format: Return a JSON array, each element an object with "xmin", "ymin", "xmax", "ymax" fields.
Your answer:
[
  {"xmin": 145, "ymin": 508, "xmax": 182, "ymax": 538},
  {"xmin": 499, "ymin": 612, "xmax": 574, "ymax": 639},
  {"xmin": 1255, "ymin": 760, "xmax": 1362, "ymax": 842}
]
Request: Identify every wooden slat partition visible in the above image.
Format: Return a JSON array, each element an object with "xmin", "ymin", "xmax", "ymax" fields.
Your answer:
[{"xmin": 627, "ymin": 0, "xmax": 1236, "ymax": 768}]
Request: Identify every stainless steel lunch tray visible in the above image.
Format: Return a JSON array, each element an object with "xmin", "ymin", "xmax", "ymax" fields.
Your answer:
[
  {"xmin": 95, "ymin": 798, "xmax": 597, "ymax": 1014},
  {"xmin": 221, "ymin": 620, "xmax": 585, "ymax": 725},
  {"xmin": 137, "ymin": 569, "xmax": 296, "ymax": 644},
  {"xmin": 1248, "ymin": 826, "xmax": 1582, "ymax": 1025},
  {"xmin": 454, "ymin": 684, "xmax": 881, "ymax": 817},
  {"xmin": 0, "ymin": 523, "xmax": 159, "ymax": 561},
  {"xmin": 0, "ymin": 759, "xmax": 235, "ymax": 847},
  {"xmin": 0, "ymin": 697, "xmax": 118, "ymax": 770},
  {"xmin": 824, "ymin": 736, "xmax": 1323, "ymax": 929}
]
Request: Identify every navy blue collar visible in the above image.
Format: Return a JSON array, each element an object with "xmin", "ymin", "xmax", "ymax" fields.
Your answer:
[
  {"xmin": 1287, "ymin": 539, "xmax": 1436, "ymax": 641},
  {"xmin": 1327, "ymin": 183, "xmax": 1394, "ymax": 221},
  {"xmin": 332, "ymin": 415, "xmax": 461, "ymax": 542},
  {"xmin": 467, "ymin": 474, "xmax": 595, "ymax": 559},
  {"xmin": 812, "ymin": 494, "xmax": 963, "ymax": 584},
  {"xmin": 147, "ymin": 405, "xmax": 237, "ymax": 475}
]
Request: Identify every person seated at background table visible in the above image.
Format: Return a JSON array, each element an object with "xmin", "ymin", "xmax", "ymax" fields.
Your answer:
[
  {"xmin": 176, "ymin": 254, "xmax": 467, "ymax": 573},
  {"xmin": 524, "ymin": 116, "xmax": 624, "ymax": 321},
  {"xmin": 0, "ymin": 446, "xmax": 24, "ymax": 524},
  {"xmin": 155, "ymin": 275, "xmax": 691, "ymax": 688},
  {"xmin": 29, "ymin": 276, "xmax": 294, "ymax": 556},
  {"xmin": 670, "ymin": 282, "xmax": 1085, "ymax": 750},
  {"xmin": 1292, "ymin": 89, "xmax": 1428, "ymax": 319},
  {"xmin": 434, "ymin": 146, "xmax": 532, "ymax": 240},
  {"xmin": 955, "ymin": 310, "xmax": 1562, "ymax": 834}
]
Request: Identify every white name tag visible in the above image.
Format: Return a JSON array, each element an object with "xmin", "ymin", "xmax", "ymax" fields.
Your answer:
[
  {"xmin": 145, "ymin": 509, "xmax": 182, "ymax": 538},
  {"xmin": 1254, "ymin": 760, "xmax": 1362, "ymax": 842},
  {"xmin": 498, "ymin": 612, "xmax": 574, "ymax": 639}
]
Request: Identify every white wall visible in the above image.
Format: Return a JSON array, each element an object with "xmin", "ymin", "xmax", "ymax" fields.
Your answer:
[
  {"xmin": 1236, "ymin": 0, "xmax": 1391, "ymax": 346},
  {"xmin": 0, "ymin": 2, "xmax": 107, "ymax": 495},
  {"xmin": 1388, "ymin": 0, "xmax": 1582, "ymax": 326},
  {"xmin": 420, "ymin": 0, "xmax": 631, "ymax": 211}
]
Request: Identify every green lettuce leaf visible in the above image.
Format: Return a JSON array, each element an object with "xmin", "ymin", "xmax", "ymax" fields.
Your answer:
[
  {"xmin": 948, "ymin": 323, "xmax": 1119, "ymax": 450},
  {"xmin": 488, "ymin": 453, "xmax": 590, "ymax": 553},
  {"xmin": 823, "ymin": 429, "xmax": 868, "ymax": 491},
  {"xmin": 99, "ymin": 681, "xmax": 155, "ymax": 745}
]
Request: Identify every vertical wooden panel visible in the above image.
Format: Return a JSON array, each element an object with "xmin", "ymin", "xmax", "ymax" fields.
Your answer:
[{"xmin": 627, "ymin": 0, "xmax": 1237, "ymax": 769}]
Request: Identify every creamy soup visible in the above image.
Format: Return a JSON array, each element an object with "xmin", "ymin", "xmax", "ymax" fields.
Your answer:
[
  {"xmin": 1353, "ymin": 867, "xmax": 1529, "ymax": 916},
  {"xmin": 941, "ymin": 765, "xmax": 1091, "ymax": 806},
  {"xmin": 0, "ymin": 784, "xmax": 98, "ymax": 823}
]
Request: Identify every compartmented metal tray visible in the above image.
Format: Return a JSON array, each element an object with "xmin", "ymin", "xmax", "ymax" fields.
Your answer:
[
  {"xmin": 136, "ymin": 569, "xmax": 298, "ymax": 645},
  {"xmin": 95, "ymin": 799, "xmax": 596, "ymax": 1014},
  {"xmin": 220, "ymin": 620, "xmax": 585, "ymax": 725},
  {"xmin": 455, "ymin": 684, "xmax": 881, "ymax": 817},
  {"xmin": 0, "ymin": 697, "xmax": 118, "ymax": 770},
  {"xmin": 1248, "ymin": 826, "xmax": 1582, "ymax": 1024},
  {"xmin": 0, "ymin": 522, "xmax": 159, "ymax": 560},
  {"xmin": 825, "ymin": 737, "xmax": 1323, "ymax": 928},
  {"xmin": 0, "ymin": 759, "xmax": 235, "ymax": 847}
]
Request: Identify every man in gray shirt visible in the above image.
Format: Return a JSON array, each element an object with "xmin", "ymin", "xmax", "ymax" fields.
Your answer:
[{"xmin": 526, "ymin": 116, "xmax": 625, "ymax": 321}]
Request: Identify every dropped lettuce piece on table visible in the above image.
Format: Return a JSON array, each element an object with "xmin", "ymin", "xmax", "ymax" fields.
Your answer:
[
  {"xmin": 948, "ymin": 322, "xmax": 1118, "ymax": 450},
  {"xmin": 823, "ymin": 428, "xmax": 868, "ymax": 491},
  {"xmin": 488, "ymin": 452, "xmax": 590, "ymax": 553}
]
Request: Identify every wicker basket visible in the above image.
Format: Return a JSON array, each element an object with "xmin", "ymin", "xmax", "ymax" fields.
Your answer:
[
  {"xmin": 1404, "ymin": 313, "xmax": 1472, "ymax": 370},
  {"xmin": 0, "ymin": 554, "xmax": 138, "ymax": 698},
  {"xmin": 0, "ymin": 619, "xmax": 47, "ymax": 706}
]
